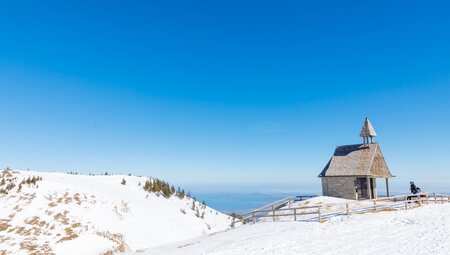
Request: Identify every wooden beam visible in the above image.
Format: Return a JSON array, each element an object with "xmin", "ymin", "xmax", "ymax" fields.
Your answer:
[
  {"xmin": 373, "ymin": 178, "xmax": 377, "ymax": 199},
  {"xmin": 386, "ymin": 178, "xmax": 390, "ymax": 197}
]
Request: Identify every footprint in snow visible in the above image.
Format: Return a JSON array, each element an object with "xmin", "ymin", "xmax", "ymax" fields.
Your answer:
[{"xmin": 401, "ymin": 218, "xmax": 417, "ymax": 225}]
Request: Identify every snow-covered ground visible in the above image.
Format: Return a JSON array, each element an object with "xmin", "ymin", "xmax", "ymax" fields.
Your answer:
[
  {"xmin": 137, "ymin": 201, "xmax": 450, "ymax": 255},
  {"xmin": 0, "ymin": 169, "xmax": 232, "ymax": 255},
  {"xmin": 266, "ymin": 196, "xmax": 391, "ymax": 222},
  {"xmin": 2, "ymin": 168, "xmax": 449, "ymax": 255}
]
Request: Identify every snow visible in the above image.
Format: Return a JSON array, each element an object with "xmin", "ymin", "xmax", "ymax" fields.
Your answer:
[
  {"xmin": 0, "ymin": 170, "xmax": 232, "ymax": 254},
  {"xmin": 2, "ymin": 169, "xmax": 450, "ymax": 255},
  {"xmin": 254, "ymin": 195, "xmax": 394, "ymax": 223},
  {"xmin": 53, "ymin": 234, "xmax": 115, "ymax": 255},
  {"xmin": 136, "ymin": 200, "xmax": 450, "ymax": 255}
]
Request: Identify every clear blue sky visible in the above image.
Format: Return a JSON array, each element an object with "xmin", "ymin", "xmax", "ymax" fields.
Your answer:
[{"xmin": 1, "ymin": 1, "xmax": 449, "ymax": 193}]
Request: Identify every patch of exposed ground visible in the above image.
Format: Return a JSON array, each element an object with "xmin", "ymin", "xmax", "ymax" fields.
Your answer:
[{"xmin": 98, "ymin": 231, "xmax": 129, "ymax": 255}]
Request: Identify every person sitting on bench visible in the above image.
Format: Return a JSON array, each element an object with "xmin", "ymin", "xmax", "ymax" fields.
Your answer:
[
  {"xmin": 410, "ymin": 181, "xmax": 418, "ymax": 194},
  {"xmin": 407, "ymin": 181, "xmax": 423, "ymax": 201}
]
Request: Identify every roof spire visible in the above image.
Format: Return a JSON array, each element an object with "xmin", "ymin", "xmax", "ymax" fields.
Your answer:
[{"xmin": 360, "ymin": 117, "xmax": 376, "ymax": 145}]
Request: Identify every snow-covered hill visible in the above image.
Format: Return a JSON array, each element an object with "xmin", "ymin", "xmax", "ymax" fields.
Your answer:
[
  {"xmin": 137, "ymin": 198, "xmax": 450, "ymax": 255},
  {"xmin": 0, "ymin": 169, "xmax": 232, "ymax": 255}
]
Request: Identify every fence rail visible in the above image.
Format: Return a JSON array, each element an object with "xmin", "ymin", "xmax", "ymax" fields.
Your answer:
[
  {"xmin": 234, "ymin": 195, "xmax": 317, "ymax": 224},
  {"xmin": 232, "ymin": 192, "xmax": 450, "ymax": 227}
]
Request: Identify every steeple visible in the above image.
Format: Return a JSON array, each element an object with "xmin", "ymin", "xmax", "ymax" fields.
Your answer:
[{"xmin": 360, "ymin": 117, "xmax": 376, "ymax": 145}]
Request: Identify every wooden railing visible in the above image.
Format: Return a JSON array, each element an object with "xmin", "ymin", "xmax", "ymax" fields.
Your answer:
[
  {"xmin": 233, "ymin": 195, "xmax": 317, "ymax": 225},
  {"xmin": 231, "ymin": 193, "xmax": 450, "ymax": 227}
]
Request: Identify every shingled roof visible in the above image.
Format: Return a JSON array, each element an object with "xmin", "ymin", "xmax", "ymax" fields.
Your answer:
[
  {"xmin": 360, "ymin": 117, "xmax": 377, "ymax": 137},
  {"xmin": 319, "ymin": 143, "xmax": 392, "ymax": 178}
]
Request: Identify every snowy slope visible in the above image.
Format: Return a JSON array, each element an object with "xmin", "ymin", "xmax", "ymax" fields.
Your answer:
[
  {"xmin": 0, "ymin": 169, "xmax": 232, "ymax": 255},
  {"xmin": 137, "ymin": 199, "xmax": 450, "ymax": 255}
]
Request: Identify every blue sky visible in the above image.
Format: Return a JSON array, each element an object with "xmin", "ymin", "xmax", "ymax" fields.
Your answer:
[{"xmin": 0, "ymin": 1, "xmax": 449, "ymax": 193}]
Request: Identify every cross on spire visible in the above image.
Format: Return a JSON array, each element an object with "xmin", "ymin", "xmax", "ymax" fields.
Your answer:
[{"xmin": 360, "ymin": 117, "xmax": 377, "ymax": 145}]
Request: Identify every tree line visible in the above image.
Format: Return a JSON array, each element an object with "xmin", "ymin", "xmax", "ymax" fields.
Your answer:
[{"xmin": 142, "ymin": 178, "xmax": 187, "ymax": 199}]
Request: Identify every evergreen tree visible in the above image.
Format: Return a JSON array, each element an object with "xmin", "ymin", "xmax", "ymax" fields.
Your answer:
[
  {"xmin": 143, "ymin": 180, "xmax": 152, "ymax": 192},
  {"xmin": 162, "ymin": 185, "xmax": 171, "ymax": 197},
  {"xmin": 121, "ymin": 178, "xmax": 126, "ymax": 185},
  {"xmin": 195, "ymin": 207, "xmax": 200, "ymax": 218},
  {"xmin": 157, "ymin": 180, "xmax": 161, "ymax": 192},
  {"xmin": 180, "ymin": 189, "xmax": 185, "ymax": 199}
]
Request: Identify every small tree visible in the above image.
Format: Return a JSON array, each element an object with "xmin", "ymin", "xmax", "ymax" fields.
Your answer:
[
  {"xmin": 180, "ymin": 189, "xmax": 185, "ymax": 199},
  {"xmin": 143, "ymin": 180, "xmax": 152, "ymax": 192},
  {"xmin": 162, "ymin": 185, "xmax": 171, "ymax": 198},
  {"xmin": 121, "ymin": 178, "xmax": 126, "ymax": 185},
  {"xmin": 195, "ymin": 207, "xmax": 200, "ymax": 218}
]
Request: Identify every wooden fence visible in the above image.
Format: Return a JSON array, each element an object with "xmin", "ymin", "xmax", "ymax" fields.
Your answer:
[{"xmin": 232, "ymin": 193, "xmax": 450, "ymax": 227}]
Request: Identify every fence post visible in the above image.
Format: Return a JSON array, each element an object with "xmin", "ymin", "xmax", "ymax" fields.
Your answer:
[
  {"xmin": 272, "ymin": 205, "xmax": 275, "ymax": 222},
  {"xmin": 346, "ymin": 203, "xmax": 350, "ymax": 216},
  {"xmin": 294, "ymin": 208, "xmax": 297, "ymax": 221},
  {"xmin": 404, "ymin": 201, "xmax": 408, "ymax": 210},
  {"xmin": 318, "ymin": 205, "xmax": 322, "ymax": 222},
  {"xmin": 441, "ymin": 195, "xmax": 443, "ymax": 204},
  {"xmin": 252, "ymin": 212, "xmax": 256, "ymax": 224},
  {"xmin": 373, "ymin": 200, "xmax": 377, "ymax": 212},
  {"xmin": 434, "ymin": 193, "xmax": 437, "ymax": 204}
]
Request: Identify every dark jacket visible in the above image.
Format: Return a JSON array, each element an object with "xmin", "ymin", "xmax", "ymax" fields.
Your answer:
[{"xmin": 410, "ymin": 184, "xmax": 418, "ymax": 194}]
